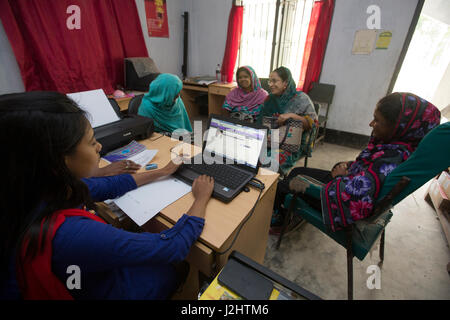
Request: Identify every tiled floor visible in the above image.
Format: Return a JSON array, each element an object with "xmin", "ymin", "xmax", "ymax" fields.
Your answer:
[{"xmin": 263, "ymin": 142, "xmax": 450, "ymax": 300}]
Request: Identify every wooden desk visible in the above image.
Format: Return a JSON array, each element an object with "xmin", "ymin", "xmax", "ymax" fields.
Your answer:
[
  {"xmin": 181, "ymin": 81, "xmax": 236, "ymax": 118},
  {"xmin": 99, "ymin": 133, "xmax": 278, "ymax": 296}
]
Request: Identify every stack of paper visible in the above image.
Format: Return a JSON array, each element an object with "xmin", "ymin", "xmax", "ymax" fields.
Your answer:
[{"xmin": 103, "ymin": 140, "xmax": 158, "ymax": 167}]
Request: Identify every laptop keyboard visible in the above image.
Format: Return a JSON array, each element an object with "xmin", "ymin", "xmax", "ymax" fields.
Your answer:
[{"xmin": 184, "ymin": 164, "xmax": 251, "ymax": 189}]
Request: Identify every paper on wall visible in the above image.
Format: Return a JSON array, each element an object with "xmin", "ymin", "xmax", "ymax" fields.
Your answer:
[{"xmin": 352, "ymin": 29, "xmax": 377, "ymax": 55}]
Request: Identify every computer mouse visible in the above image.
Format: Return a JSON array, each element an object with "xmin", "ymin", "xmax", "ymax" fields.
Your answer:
[{"xmin": 243, "ymin": 186, "xmax": 250, "ymax": 192}]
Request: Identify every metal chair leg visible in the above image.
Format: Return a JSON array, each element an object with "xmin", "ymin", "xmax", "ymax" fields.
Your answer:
[
  {"xmin": 276, "ymin": 194, "xmax": 298, "ymax": 249},
  {"xmin": 345, "ymin": 228, "xmax": 353, "ymax": 300},
  {"xmin": 379, "ymin": 229, "xmax": 385, "ymax": 262}
]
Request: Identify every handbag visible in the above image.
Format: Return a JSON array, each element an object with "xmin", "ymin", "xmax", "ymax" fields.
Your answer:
[
  {"xmin": 230, "ymin": 111, "xmax": 254, "ymax": 123},
  {"xmin": 262, "ymin": 116, "xmax": 303, "ymax": 153}
]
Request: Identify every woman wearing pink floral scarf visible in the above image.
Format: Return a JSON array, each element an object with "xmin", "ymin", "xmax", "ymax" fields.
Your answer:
[{"xmin": 321, "ymin": 92, "xmax": 441, "ymax": 231}]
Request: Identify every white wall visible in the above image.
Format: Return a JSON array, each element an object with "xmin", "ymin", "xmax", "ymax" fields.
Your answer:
[
  {"xmin": 185, "ymin": 0, "xmax": 232, "ymax": 77},
  {"xmin": 0, "ymin": 20, "xmax": 25, "ymax": 94},
  {"xmin": 135, "ymin": 0, "xmax": 231, "ymax": 79},
  {"xmin": 320, "ymin": 0, "xmax": 419, "ymax": 136},
  {"xmin": 135, "ymin": 0, "xmax": 185, "ymax": 77}
]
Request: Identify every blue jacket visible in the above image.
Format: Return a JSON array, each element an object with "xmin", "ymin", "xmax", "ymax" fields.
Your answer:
[{"xmin": 1, "ymin": 174, "xmax": 204, "ymax": 300}]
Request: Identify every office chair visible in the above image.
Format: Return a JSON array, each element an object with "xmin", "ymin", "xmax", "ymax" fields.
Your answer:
[
  {"xmin": 276, "ymin": 122, "xmax": 450, "ymax": 299},
  {"xmin": 307, "ymin": 82, "xmax": 335, "ymax": 144},
  {"xmin": 127, "ymin": 94, "xmax": 144, "ymax": 115}
]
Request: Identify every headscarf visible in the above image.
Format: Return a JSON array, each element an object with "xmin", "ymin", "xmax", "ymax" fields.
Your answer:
[
  {"xmin": 138, "ymin": 73, "xmax": 192, "ymax": 133},
  {"xmin": 223, "ymin": 66, "xmax": 268, "ymax": 114},
  {"xmin": 321, "ymin": 93, "xmax": 441, "ymax": 231},
  {"xmin": 259, "ymin": 66, "xmax": 297, "ymax": 116}
]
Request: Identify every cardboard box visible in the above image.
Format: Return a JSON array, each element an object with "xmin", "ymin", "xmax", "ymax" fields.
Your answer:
[
  {"xmin": 428, "ymin": 179, "xmax": 450, "ymax": 247},
  {"xmin": 428, "ymin": 179, "xmax": 450, "ymax": 220},
  {"xmin": 437, "ymin": 171, "xmax": 450, "ymax": 198},
  {"xmin": 436, "ymin": 172, "xmax": 450, "ymax": 216}
]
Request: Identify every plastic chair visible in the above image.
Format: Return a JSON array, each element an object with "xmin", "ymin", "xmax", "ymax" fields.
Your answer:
[
  {"xmin": 276, "ymin": 122, "xmax": 450, "ymax": 299},
  {"xmin": 307, "ymin": 82, "xmax": 335, "ymax": 144},
  {"xmin": 127, "ymin": 94, "xmax": 144, "ymax": 115}
]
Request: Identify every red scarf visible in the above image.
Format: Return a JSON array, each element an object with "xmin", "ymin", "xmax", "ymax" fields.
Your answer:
[{"xmin": 17, "ymin": 209, "xmax": 106, "ymax": 300}]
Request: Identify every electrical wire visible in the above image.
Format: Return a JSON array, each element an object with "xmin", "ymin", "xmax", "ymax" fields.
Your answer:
[{"xmin": 216, "ymin": 178, "xmax": 265, "ymax": 256}]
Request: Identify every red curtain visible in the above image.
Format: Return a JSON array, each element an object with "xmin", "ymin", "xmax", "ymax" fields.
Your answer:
[
  {"xmin": 297, "ymin": 0, "xmax": 334, "ymax": 92},
  {"xmin": 0, "ymin": 0, "xmax": 148, "ymax": 94},
  {"xmin": 220, "ymin": 3, "xmax": 244, "ymax": 83}
]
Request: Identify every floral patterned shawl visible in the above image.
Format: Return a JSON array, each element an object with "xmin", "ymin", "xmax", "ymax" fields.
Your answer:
[{"xmin": 321, "ymin": 93, "xmax": 441, "ymax": 232}]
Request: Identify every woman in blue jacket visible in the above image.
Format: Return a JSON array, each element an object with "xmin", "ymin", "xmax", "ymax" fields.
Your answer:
[{"xmin": 0, "ymin": 91, "xmax": 214, "ymax": 300}]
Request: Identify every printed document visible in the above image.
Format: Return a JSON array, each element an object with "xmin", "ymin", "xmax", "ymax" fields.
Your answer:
[{"xmin": 113, "ymin": 177, "xmax": 191, "ymax": 226}]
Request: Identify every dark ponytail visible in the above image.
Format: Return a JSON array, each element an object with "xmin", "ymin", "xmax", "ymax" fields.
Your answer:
[{"xmin": 0, "ymin": 91, "xmax": 95, "ymax": 275}]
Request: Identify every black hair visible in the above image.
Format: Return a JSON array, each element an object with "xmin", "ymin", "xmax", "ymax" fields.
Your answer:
[
  {"xmin": 271, "ymin": 66, "xmax": 291, "ymax": 82},
  {"xmin": 376, "ymin": 92, "xmax": 403, "ymax": 125},
  {"xmin": 0, "ymin": 91, "xmax": 95, "ymax": 277}
]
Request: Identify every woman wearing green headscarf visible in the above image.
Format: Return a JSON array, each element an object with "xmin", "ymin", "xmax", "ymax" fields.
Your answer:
[
  {"xmin": 138, "ymin": 73, "xmax": 193, "ymax": 133},
  {"xmin": 257, "ymin": 66, "xmax": 318, "ymax": 174}
]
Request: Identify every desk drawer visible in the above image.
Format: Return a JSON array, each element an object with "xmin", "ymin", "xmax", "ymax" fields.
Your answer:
[
  {"xmin": 183, "ymin": 85, "xmax": 209, "ymax": 93},
  {"xmin": 209, "ymin": 86, "xmax": 231, "ymax": 96}
]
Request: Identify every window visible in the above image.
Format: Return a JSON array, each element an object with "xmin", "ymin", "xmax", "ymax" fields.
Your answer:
[
  {"xmin": 393, "ymin": 13, "xmax": 450, "ymax": 106},
  {"xmin": 238, "ymin": 0, "xmax": 314, "ymax": 84}
]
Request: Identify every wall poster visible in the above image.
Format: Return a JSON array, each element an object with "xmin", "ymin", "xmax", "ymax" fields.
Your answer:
[{"xmin": 145, "ymin": 0, "xmax": 169, "ymax": 38}]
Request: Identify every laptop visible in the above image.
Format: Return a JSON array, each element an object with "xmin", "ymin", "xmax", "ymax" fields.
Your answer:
[{"xmin": 174, "ymin": 114, "xmax": 268, "ymax": 203}]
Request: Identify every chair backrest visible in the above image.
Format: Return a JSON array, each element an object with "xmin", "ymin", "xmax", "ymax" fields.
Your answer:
[
  {"xmin": 377, "ymin": 122, "xmax": 450, "ymax": 206},
  {"xmin": 108, "ymin": 98, "xmax": 122, "ymax": 118},
  {"xmin": 128, "ymin": 94, "xmax": 144, "ymax": 115},
  {"xmin": 307, "ymin": 82, "xmax": 335, "ymax": 127},
  {"xmin": 259, "ymin": 77, "xmax": 270, "ymax": 92},
  {"xmin": 307, "ymin": 82, "xmax": 335, "ymax": 105},
  {"xmin": 313, "ymin": 102, "xmax": 320, "ymax": 115}
]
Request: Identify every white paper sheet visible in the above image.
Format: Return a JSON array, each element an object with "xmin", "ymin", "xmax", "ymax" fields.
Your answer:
[
  {"xmin": 102, "ymin": 149, "xmax": 158, "ymax": 167},
  {"xmin": 127, "ymin": 149, "xmax": 158, "ymax": 167},
  {"xmin": 113, "ymin": 177, "xmax": 191, "ymax": 226},
  {"xmin": 67, "ymin": 89, "xmax": 121, "ymax": 128}
]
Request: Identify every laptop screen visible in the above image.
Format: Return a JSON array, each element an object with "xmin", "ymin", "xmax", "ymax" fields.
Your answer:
[{"xmin": 204, "ymin": 117, "xmax": 266, "ymax": 169}]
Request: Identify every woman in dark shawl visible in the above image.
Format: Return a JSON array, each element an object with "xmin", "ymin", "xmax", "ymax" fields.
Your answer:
[{"xmin": 271, "ymin": 92, "xmax": 441, "ymax": 232}]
